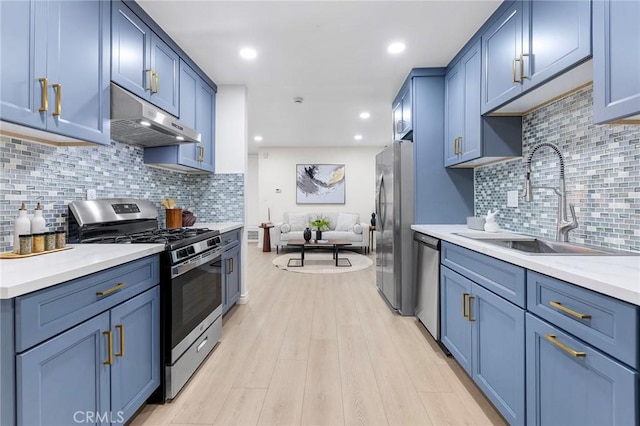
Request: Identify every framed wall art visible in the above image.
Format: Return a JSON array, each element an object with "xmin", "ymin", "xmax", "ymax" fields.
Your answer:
[{"xmin": 296, "ymin": 164, "xmax": 345, "ymax": 204}]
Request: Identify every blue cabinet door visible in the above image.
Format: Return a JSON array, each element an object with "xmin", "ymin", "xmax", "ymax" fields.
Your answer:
[
  {"xmin": 111, "ymin": 0, "xmax": 151, "ymax": 102},
  {"xmin": 522, "ymin": 0, "xmax": 591, "ymax": 90},
  {"xmin": 223, "ymin": 244, "xmax": 241, "ymax": 312},
  {"xmin": 593, "ymin": 0, "xmax": 640, "ymax": 123},
  {"xmin": 46, "ymin": 0, "xmax": 110, "ymax": 145},
  {"xmin": 110, "ymin": 286, "xmax": 160, "ymax": 423},
  {"xmin": 149, "ymin": 33, "xmax": 179, "ymax": 116},
  {"xmin": 440, "ymin": 266, "xmax": 472, "ymax": 375},
  {"xmin": 195, "ymin": 78, "xmax": 216, "ymax": 172},
  {"xmin": 471, "ymin": 283, "xmax": 525, "ymax": 425},
  {"xmin": 481, "ymin": 1, "xmax": 524, "ymax": 113},
  {"xmin": 176, "ymin": 61, "xmax": 201, "ymax": 169},
  {"xmin": 17, "ymin": 312, "xmax": 111, "ymax": 426},
  {"xmin": 458, "ymin": 41, "xmax": 482, "ymax": 164},
  {"xmin": 0, "ymin": 0, "xmax": 47, "ymax": 129},
  {"xmin": 526, "ymin": 313, "xmax": 638, "ymax": 426},
  {"xmin": 444, "ymin": 61, "xmax": 463, "ymax": 165}
]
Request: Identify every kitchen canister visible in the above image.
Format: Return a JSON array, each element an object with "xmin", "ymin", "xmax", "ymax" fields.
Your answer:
[
  {"xmin": 13, "ymin": 202, "xmax": 31, "ymax": 253},
  {"xmin": 166, "ymin": 208, "xmax": 183, "ymax": 229}
]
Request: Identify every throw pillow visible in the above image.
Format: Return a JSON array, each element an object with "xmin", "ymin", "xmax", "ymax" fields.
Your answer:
[
  {"xmin": 353, "ymin": 223, "xmax": 363, "ymax": 234},
  {"xmin": 281, "ymin": 223, "xmax": 291, "ymax": 233},
  {"xmin": 289, "ymin": 213, "xmax": 309, "ymax": 231},
  {"xmin": 335, "ymin": 213, "xmax": 359, "ymax": 231}
]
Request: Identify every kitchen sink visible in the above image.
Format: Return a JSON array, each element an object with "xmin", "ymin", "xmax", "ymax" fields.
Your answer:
[{"xmin": 453, "ymin": 233, "xmax": 639, "ymax": 256}]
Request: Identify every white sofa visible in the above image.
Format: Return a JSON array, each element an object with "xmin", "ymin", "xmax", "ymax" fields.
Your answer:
[{"xmin": 272, "ymin": 212, "xmax": 369, "ymax": 253}]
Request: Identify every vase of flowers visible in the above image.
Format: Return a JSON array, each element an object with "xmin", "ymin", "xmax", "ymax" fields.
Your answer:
[{"xmin": 310, "ymin": 216, "xmax": 330, "ymax": 241}]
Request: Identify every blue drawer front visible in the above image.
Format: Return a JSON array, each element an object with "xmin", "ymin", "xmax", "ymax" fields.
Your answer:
[
  {"xmin": 441, "ymin": 242, "xmax": 526, "ymax": 307},
  {"xmin": 526, "ymin": 313, "xmax": 638, "ymax": 426},
  {"xmin": 527, "ymin": 271, "xmax": 639, "ymax": 370},
  {"xmin": 15, "ymin": 255, "xmax": 160, "ymax": 352}
]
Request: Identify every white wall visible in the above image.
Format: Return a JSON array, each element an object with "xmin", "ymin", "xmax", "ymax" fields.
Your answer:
[
  {"xmin": 257, "ymin": 146, "xmax": 382, "ymax": 226},
  {"xmin": 215, "ymin": 85, "xmax": 247, "ymax": 173},
  {"xmin": 246, "ymin": 154, "xmax": 260, "ymax": 240}
]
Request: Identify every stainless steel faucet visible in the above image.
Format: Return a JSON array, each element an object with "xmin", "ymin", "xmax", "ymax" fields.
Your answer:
[{"xmin": 522, "ymin": 142, "xmax": 578, "ymax": 242}]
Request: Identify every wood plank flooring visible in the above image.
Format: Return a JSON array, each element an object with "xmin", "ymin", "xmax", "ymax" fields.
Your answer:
[{"xmin": 131, "ymin": 244, "xmax": 507, "ymax": 426}]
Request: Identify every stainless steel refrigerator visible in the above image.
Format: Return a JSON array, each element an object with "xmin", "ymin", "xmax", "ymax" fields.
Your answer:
[{"xmin": 375, "ymin": 141, "xmax": 415, "ymax": 315}]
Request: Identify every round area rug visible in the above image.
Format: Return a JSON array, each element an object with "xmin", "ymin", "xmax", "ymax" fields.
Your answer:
[{"xmin": 272, "ymin": 251, "xmax": 373, "ymax": 274}]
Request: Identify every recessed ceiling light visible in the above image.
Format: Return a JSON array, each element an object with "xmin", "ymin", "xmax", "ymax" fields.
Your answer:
[
  {"xmin": 354, "ymin": 134, "xmax": 363, "ymax": 141},
  {"xmin": 254, "ymin": 136, "xmax": 263, "ymax": 142},
  {"xmin": 239, "ymin": 48, "xmax": 257, "ymax": 60},
  {"xmin": 359, "ymin": 112, "xmax": 370, "ymax": 119},
  {"xmin": 387, "ymin": 42, "xmax": 406, "ymax": 54},
  {"xmin": 140, "ymin": 120, "xmax": 151, "ymax": 127},
  {"xmin": 176, "ymin": 136, "xmax": 184, "ymax": 141}
]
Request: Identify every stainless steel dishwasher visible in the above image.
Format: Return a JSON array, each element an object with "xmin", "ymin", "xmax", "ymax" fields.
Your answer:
[{"xmin": 413, "ymin": 232, "xmax": 440, "ymax": 341}]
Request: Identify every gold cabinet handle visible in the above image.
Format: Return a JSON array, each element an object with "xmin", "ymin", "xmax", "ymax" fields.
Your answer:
[
  {"xmin": 458, "ymin": 137, "xmax": 463, "ymax": 155},
  {"xmin": 146, "ymin": 69, "xmax": 154, "ymax": 92},
  {"xmin": 154, "ymin": 72, "xmax": 159, "ymax": 94},
  {"xmin": 96, "ymin": 282, "xmax": 126, "ymax": 297},
  {"xmin": 512, "ymin": 58, "xmax": 521, "ymax": 83},
  {"xmin": 38, "ymin": 78, "xmax": 48, "ymax": 112},
  {"xmin": 462, "ymin": 292, "xmax": 469, "ymax": 318},
  {"xmin": 52, "ymin": 84, "xmax": 62, "ymax": 116},
  {"xmin": 545, "ymin": 334, "xmax": 586, "ymax": 357},
  {"xmin": 455, "ymin": 138, "xmax": 459, "ymax": 155},
  {"xmin": 230, "ymin": 258, "xmax": 234, "ymax": 273},
  {"xmin": 549, "ymin": 301, "xmax": 591, "ymax": 320},
  {"xmin": 115, "ymin": 325, "xmax": 124, "ymax": 357},
  {"xmin": 520, "ymin": 53, "xmax": 529, "ymax": 79},
  {"xmin": 468, "ymin": 296, "xmax": 475, "ymax": 322},
  {"xmin": 103, "ymin": 331, "xmax": 113, "ymax": 365},
  {"xmin": 227, "ymin": 258, "xmax": 232, "ymax": 274}
]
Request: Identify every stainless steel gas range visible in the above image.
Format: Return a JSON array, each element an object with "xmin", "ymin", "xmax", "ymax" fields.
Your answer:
[{"xmin": 68, "ymin": 198, "xmax": 223, "ymax": 401}]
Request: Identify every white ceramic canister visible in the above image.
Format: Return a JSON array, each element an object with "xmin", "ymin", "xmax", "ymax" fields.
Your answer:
[{"xmin": 13, "ymin": 202, "xmax": 31, "ymax": 253}]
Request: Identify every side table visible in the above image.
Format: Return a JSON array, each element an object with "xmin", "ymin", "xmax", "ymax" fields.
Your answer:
[{"xmin": 259, "ymin": 223, "xmax": 274, "ymax": 252}]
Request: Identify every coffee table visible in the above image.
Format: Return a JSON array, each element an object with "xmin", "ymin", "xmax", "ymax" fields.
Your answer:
[{"xmin": 285, "ymin": 239, "xmax": 353, "ymax": 267}]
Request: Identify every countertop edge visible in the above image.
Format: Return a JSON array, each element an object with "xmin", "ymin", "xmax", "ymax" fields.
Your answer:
[
  {"xmin": 192, "ymin": 222, "xmax": 244, "ymax": 234},
  {"xmin": 0, "ymin": 245, "xmax": 165, "ymax": 299},
  {"xmin": 412, "ymin": 225, "xmax": 640, "ymax": 306}
]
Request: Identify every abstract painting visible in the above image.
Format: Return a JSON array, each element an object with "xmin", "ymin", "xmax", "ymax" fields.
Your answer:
[{"xmin": 296, "ymin": 164, "xmax": 345, "ymax": 204}]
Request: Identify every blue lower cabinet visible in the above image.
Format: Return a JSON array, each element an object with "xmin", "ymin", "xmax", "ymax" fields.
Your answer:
[
  {"xmin": 526, "ymin": 313, "xmax": 638, "ymax": 426},
  {"xmin": 471, "ymin": 283, "xmax": 525, "ymax": 425},
  {"xmin": 110, "ymin": 286, "xmax": 160, "ymax": 423},
  {"xmin": 441, "ymin": 266, "xmax": 526, "ymax": 424},
  {"xmin": 441, "ymin": 266, "xmax": 473, "ymax": 375},
  {"xmin": 223, "ymin": 244, "xmax": 241, "ymax": 313},
  {"xmin": 17, "ymin": 312, "xmax": 111, "ymax": 426}
]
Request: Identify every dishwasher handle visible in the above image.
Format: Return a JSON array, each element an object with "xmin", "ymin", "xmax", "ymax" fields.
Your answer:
[{"xmin": 413, "ymin": 233, "xmax": 440, "ymax": 250}]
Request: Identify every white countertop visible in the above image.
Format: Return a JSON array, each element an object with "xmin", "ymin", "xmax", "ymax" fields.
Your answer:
[
  {"xmin": 0, "ymin": 244, "xmax": 165, "ymax": 299},
  {"xmin": 195, "ymin": 222, "xmax": 244, "ymax": 234},
  {"xmin": 412, "ymin": 224, "xmax": 640, "ymax": 306}
]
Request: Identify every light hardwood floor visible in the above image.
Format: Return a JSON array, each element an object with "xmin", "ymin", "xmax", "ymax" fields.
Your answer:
[{"xmin": 131, "ymin": 244, "xmax": 507, "ymax": 426}]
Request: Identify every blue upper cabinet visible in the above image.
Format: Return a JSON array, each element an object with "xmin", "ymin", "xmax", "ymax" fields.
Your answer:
[
  {"xmin": 111, "ymin": 0, "xmax": 179, "ymax": 117},
  {"xmin": 593, "ymin": 0, "xmax": 640, "ymax": 124},
  {"xmin": 392, "ymin": 81, "xmax": 412, "ymax": 140},
  {"xmin": 0, "ymin": 0, "xmax": 110, "ymax": 145},
  {"xmin": 521, "ymin": 0, "xmax": 591, "ymax": 90},
  {"xmin": 445, "ymin": 41, "xmax": 483, "ymax": 166},
  {"xmin": 143, "ymin": 60, "xmax": 215, "ymax": 173},
  {"xmin": 481, "ymin": 0, "xmax": 591, "ymax": 114},
  {"xmin": 481, "ymin": 1, "xmax": 524, "ymax": 114}
]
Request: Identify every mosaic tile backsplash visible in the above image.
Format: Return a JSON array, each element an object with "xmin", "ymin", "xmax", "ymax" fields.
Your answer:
[
  {"xmin": 475, "ymin": 86, "xmax": 640, "ymax": 252},
  {"xmin": 0, "ymin": 136, "xmax": 244, "ymax": 252}
]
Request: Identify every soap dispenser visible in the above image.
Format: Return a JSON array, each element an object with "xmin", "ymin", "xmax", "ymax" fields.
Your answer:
[
  {"xmin": 31, "ymin": 202, "xmax": 46, "ymax": 234},
  {"xmin": 13, "ymin": 202, "xmax": 31, "ymax": 253}
]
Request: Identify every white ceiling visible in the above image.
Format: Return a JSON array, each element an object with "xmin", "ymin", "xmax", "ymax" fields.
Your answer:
[{"xmin": 138, "ymin": 0, "xmax": 503, "ymax": 154}]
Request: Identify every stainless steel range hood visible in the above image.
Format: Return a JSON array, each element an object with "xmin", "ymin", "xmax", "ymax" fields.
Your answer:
[{"xmin": 110, "ymin": 84, "xmax": 200, "ymax": 147}]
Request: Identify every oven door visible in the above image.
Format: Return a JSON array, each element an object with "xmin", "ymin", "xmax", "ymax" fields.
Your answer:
[{"xmin": 168, "ymin": 247, "xmax": 222, "ymax": 363}]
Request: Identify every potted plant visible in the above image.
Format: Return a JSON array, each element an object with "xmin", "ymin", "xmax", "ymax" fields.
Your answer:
[{"xmin": 310, "ymin": 216, "xmax": 330, "ymax": 240}]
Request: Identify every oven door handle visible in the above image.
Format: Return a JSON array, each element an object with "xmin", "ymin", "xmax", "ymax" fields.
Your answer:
[{"xmin": 172, "ymin": 248, "xmax": 223, "ymax": 278}]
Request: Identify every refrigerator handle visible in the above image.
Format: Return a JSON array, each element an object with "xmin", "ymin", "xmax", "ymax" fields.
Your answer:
[{"xmin": 376, "ymin": 173, "xmax": 384, "ymax": 230}]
